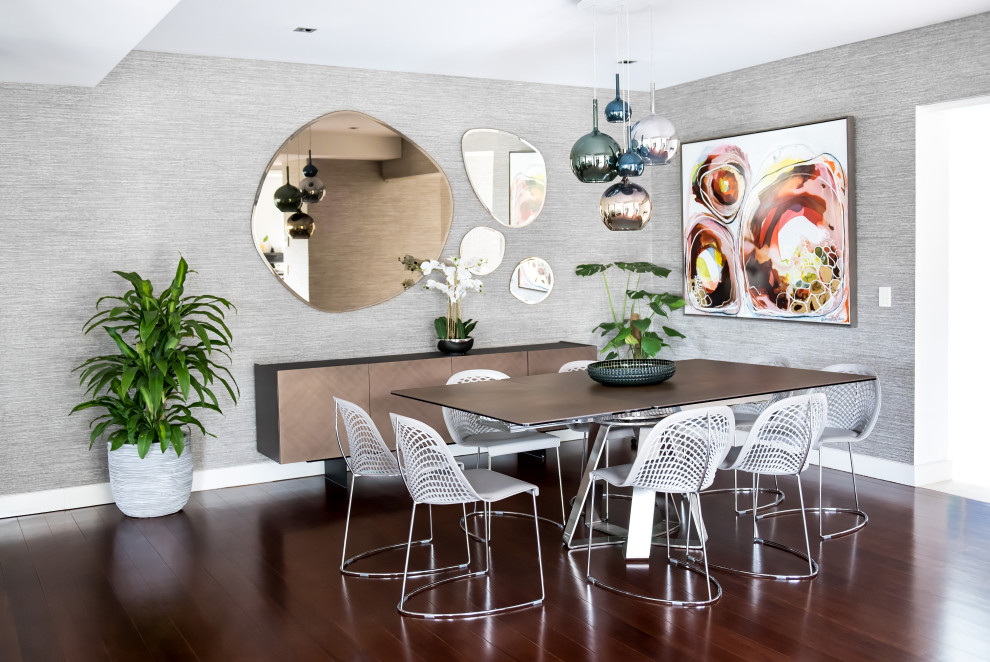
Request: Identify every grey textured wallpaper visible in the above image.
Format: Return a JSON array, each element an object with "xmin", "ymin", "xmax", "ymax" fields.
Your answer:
[{"xmin": 1, "ymin": 13, "xmax": 988, "ymax": 496}]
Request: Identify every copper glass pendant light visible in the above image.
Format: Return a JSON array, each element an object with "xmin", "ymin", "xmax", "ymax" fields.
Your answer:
[
  {"xmin": 600, "ymin": 176, "xmax": 652, "ymax": 231},
  {"xmin": 569, "ymin": 8, "xmax": 620, "ymax": 183},
  {"xmin": 286, "ymin": 211, "xmax": 315, "ymax": 238},
  {"xmin": 630, "ymin": 9, "xmax": 679, "ymax": 165}
]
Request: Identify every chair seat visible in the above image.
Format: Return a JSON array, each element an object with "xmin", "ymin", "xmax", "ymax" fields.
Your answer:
[
  {"xmin": 460, "ymin": 429, "xmax": 560, "ymax": 457},
  {"xmin": 463, "ymin": 469, "xmax": 539, "ymax": 500},
  {"xmin": 590, "ymin": 463, "xmax": 632, "ymax": 487},
  {"xmin": 719, "ymin": 445, "xmax": 743, "ymax": 470},
  {"xmin": 815, "ymin": 426, "xmax": 861, "ymax": 449}
]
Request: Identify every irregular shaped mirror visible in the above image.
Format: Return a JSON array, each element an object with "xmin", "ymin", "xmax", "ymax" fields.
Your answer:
[
  {"xmin": 462, "ymin": 129, "xmax": 547, "ymax": 228},
  {"xmin": 459, "ymin": 226, "xmax": 505, "ymax": 275},
  {"xmin": 251, "ymin": 111, "xmax": 453, "ymax": 312},
  {"xmin": 510, "ymin": 257, "xmax": 554, "ymax": 304}
]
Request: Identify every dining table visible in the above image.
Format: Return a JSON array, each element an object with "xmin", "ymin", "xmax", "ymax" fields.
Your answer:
[{"xmin": 392, "ymin": 358, "xmax": 877, "ymax": 560}]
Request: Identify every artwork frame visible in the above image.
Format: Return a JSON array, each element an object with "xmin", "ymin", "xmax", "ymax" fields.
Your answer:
[
  {"xmin": 508, "ymin": 151, "xmax": 547, "ymax": 227},
  {"xmin": 680, "ymin": 117, "xmax": 854, "ymax": 325}
]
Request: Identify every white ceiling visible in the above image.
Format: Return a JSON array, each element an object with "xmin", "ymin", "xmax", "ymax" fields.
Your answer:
[{"xmin": 3, "ymin": 0, "xmax": 989, "ymax": 89}]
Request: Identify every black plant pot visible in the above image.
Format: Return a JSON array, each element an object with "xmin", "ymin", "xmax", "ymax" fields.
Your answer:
[{"xmin": 437, "ymin": 338, "xmax": 474, "ymax": 354}]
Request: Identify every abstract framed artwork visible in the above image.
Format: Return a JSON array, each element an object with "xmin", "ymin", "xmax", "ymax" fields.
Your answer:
[{"xmin": 681, "ymin": 117, "xmax": 852, "ymax": 325}]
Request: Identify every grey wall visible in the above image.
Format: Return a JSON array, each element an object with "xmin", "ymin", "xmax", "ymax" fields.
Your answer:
[
  {"xmin": 643, "ymin": 12, "xmax": 990, "ymax": 464},
  {"xmin": 0, "ymin": 50, "xmax": 648, "ymax": 496},
  {"xmin": 1, "ymin": 12, "xmax": 988, "ymax": 496}
]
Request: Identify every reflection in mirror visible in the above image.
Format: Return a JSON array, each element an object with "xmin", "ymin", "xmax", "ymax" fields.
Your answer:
[
  {"xmin": 251, "ymin": 111, "xmax": 453, "ymax": 312},
  {"xmin": 462, "ymin": 129, "xmax": 547, "ymax": 228},
  {"xmin": 459, "ymin": 227, "xmax": 505, "ymax": 276},
  {"xmin": 510, "ymin": 257, "xmax": 554, "ymax": 304}
]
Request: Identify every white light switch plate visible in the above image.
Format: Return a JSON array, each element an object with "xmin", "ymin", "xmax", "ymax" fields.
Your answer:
[{"xmin": 879, "ymin": 287, "xmax": 891, "ymax": 307}]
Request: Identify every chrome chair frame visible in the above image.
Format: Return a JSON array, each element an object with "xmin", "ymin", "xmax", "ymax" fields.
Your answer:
[
  {"xmin": 444, "ymin": 369, "xmax": 565, "ymax": 540},
  {"xmin": 334, "ymin": 398, "xmax": 468, "ymax": 578},
  {"xmin": 758, "ymin": 365, "xmax": 880, "ymax": 539},
  {"xmin": 585, "ymin": 407, "xmax": 733, "ymax": 607},
  {"xmin": 706, "ymin": 394, "xmax": 826, "ymax": 581},
  {"xmin": 392, "ymin": 413, "xmax": 545, "ymax": 619}
]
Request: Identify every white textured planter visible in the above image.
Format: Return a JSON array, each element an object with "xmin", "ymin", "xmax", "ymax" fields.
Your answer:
[{"xmin": 107, "ymin": 441, "xmax": 193, "ymax": 518}]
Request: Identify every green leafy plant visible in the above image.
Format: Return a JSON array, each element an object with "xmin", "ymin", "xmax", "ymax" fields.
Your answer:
[
  {"xmin": 70, "ymin": 257, "xmax": 239, "ymax": 458},
  {"xmin": 433, "ymin": 316, "xmax": 477, "ymax": 340},
  {"xmin": 575, "ymin": 261, "xmax": 687, "ymax": 360}
]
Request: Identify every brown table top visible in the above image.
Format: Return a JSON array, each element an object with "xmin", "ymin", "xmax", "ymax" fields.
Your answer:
[{"xmin": 391, "ymin": 359, "xmax": 875, "ymax": 427}]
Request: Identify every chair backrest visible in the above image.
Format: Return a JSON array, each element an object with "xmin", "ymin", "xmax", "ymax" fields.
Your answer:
[
  {"xmin": 816, "ymin": 364, "xmax": 881, "ymax": 440},
  {"xmin": 442, "ymin": 369, "xmax": 511, "ymax": 444},
  {"xmin": 615, "ymin": 407, "xmax": 734, "ymax": 493},
  {"xmin": 391, "ymin": 413, "xmax": 480, "ymax": 505},
  {"xmin": 559, "ymin": 360, "xmax": 594, "ymax": 373},
  {"xmin": 334, "ymin": 397, "xmax": 399, "ymax": 476},
  {"xmin": 732, "ymin": 358, "xmax": 791, "ymax": 417},
  {"xmin": 731, "ymin": 394, "xmax": 828, "ymax": 476}
]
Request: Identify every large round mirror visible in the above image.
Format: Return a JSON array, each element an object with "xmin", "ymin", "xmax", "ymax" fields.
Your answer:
[
  {"xmin": 251, "ymin": 111, "xmax": 453, "ymax": 312},
  {"xmin": 461, "ymin": 129, "xmax": 547, "ymax": 228},
  {"xmin": 510, "ymin": 257, "xmax": 554, "ymax": 304}
]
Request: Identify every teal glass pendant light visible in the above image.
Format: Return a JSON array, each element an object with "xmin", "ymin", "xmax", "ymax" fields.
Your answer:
[
  {"xmin": 570, "ymin": 7, "xmax": 619, "ymax": 183},
  {"xmin": 604, "ymin": 73, "xmax": 630, "ymax": 123},
  {"xmin": 600, "ymin": 176, "xmax": 652, "ymax": 231},
  {"xmin": 570, "ymin": 99, "xmax": 620, "ymax": 183},
  {"xmin": 274, "ymin": 165, "xmax": 302, "ymax": 212},
  {"xmin": 299, "ymin": 149, "xmax": 325, "ymax": 204}
]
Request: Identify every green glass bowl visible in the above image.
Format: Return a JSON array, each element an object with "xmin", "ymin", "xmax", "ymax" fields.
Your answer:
[{"xmin": 586, "ymin": 359, "xmax": 676, "ymax": 386}]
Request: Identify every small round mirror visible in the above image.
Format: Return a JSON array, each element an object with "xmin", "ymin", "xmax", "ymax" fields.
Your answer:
[
  {"xmin": 459, "ymin": 227, "xmax": 505, "ymax": 275},
  {"xmin": 510, "ymin": 257, "xmax": 554, "ymax": 304},
  {"xmin": 462, "ymin": 129, "xmax": 547, "ymax": 228}
]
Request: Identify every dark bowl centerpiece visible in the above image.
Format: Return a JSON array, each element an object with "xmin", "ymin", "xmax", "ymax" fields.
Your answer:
[{"xmin": 586, "ymin": 359, "xmax": 676, "ymax": 386}]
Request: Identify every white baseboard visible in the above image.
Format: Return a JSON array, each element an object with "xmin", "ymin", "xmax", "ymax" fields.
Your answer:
[
  {"xmin": 808, "ymin": 447, "xmax": 951, "ymax": 487},
  {"xmin": 0, "ymin": 460, "xmax": 325, "ymax": 520}
]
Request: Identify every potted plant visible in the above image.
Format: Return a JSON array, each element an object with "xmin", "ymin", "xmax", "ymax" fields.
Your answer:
[
  {"xmin": 576, "ymin": 261, "xmax": 687, "ymax": 360},
  {"xmin": 70, "ymin": 257, "xmax": 238, "ymax": 517},
  {"xmin": 420, "ymin": 256, "xmax": 484, "ymax": 354}
]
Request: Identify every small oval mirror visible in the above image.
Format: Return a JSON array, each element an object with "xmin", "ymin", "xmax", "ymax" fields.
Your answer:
[
  {"xmin": 510, "ymin": 257, "xmax": 554, "ymax": 304},
  {"xmin": 251, "ymin": 111, "xmax": 453, "ymax": 312},
  {"xmin": 462, "ymin": 129, "xmax": 547, "ymax": 228},
  {"xmin": 459, "ymin": 227, "xmax": 505, "ymax": 275}
]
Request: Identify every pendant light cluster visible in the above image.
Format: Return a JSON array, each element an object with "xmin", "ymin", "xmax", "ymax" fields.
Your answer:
[
  {"xmin": 272, "ymin": 129, "xmax": 325, "ymax": 239},
  {"xmin": 568, "ymin": 4, "xmax": 678, "ymax": 232}
]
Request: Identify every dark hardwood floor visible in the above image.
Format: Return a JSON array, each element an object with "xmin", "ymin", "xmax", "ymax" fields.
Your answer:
[{"xmin": 2, "ymin": 440, "xmax": 989, "ymax": 661}]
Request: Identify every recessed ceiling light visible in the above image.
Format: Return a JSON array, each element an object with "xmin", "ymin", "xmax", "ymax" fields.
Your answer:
[
  {"xmin": 348, "ymin": 126, "xmax": 359, "ymax": 130},
  {"xmin": 293, "ymin": 27, "xmax": 317, "ymax": 33}
]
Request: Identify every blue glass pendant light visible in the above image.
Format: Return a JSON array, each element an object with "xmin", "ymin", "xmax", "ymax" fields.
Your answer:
[
  {"xmin": 299, "ymin": 149, "xmax": 325, "ymax": 204},
  {"xmin": 604, "ymin": 73, "xmax": 630, "ymax": 123},
  {"xmin": 616, "ymin": 126, "xmax": 644, "ymax": 177}
]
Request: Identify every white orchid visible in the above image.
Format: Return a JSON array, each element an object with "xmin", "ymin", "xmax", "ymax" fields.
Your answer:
[{"xmin": 420, "ymin": 256, "xmax": 485, "ymax": 338}]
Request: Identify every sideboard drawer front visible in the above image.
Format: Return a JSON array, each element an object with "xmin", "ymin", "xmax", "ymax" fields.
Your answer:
[
  {"xmin": 369, "ymin": 357, "xmax": 452, "ymax": 448},
  {"xmin": 527, "ymin": 345, "xmax": 598, "ymax": 375},
  {"xmin": 451, "ymin": 351, "xmax": 528, "ymax": 378},
  {"xmin": 277, "ymin": 364, "xmax": 370, "ymax": 463}
]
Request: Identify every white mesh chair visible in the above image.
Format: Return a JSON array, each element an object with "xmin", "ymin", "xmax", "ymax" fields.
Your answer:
[
  {"xmin": 391, "ymin": 413, "xmax": 545, "ymax": 619},
  {"xmin": 585, "ymin": 407, "xmax": 734, "ymax": 606},
  {"xmin": 702, "ymin": 358, "xmax": 791, "ymax": 515},
  {"xmin": 444, "ymin": 369, "xmax": 565, "ymax": 532},
  {"xmin": 759, "ymin": 365, "xmax": 880, "ymax": 539},
  {"xmin": 334, "ymin": 398, "xmax": 467, "ymax": 578},
  {"xmin": 709, "ymin": 394, "xmax": 827, "ymax": 581}
]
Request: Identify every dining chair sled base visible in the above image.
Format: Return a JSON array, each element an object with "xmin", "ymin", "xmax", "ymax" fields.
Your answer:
[
  {"xmin": 393, "ymin": 413, "xmax": 545, "ymax": 620},
  {"xmin": 756, "ymin": 445, "xmax": 868, "ymax": 540},
  {"xmin": 341, "ymin": 477, "xmax": 470, "ymax": 578}
]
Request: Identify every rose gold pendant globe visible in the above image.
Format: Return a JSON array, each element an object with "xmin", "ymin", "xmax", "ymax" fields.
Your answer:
[{"xmin": 600, "ymin": 177, "xmax": 652, "ymax": 231}]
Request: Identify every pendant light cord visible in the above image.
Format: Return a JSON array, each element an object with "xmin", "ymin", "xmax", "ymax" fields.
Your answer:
[
  {"xmin": 624, "ymin": 4, "xmax": 630, "ymax": 151},
  {"xmin": 650, "ymin": 6, "xmax": 656, "ymax": 113},
  {"xmin": 593, "ymin": 7, "xmax": 598, "ymax": 100}
]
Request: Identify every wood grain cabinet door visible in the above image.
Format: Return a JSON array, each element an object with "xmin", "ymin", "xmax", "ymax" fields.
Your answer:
[
  {"xmin": 277, "ymin": 364, "xmax": 370, "ymax": 463},
  {"xmin": 527, "ymin": 345, "xmax": 598, "ymax": 375},
  {"xmin": 369, "ymin": 357, "xmax": 452, "ymax": 447},
  {"xmin": 451, "ymin": 351, "xmax": 529, "ymax": 378}
]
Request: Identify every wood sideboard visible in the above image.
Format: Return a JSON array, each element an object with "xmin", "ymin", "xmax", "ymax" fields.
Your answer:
[{"xmin": 254, "ymin": 342, "xmax": 596, "ymax": 468}]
